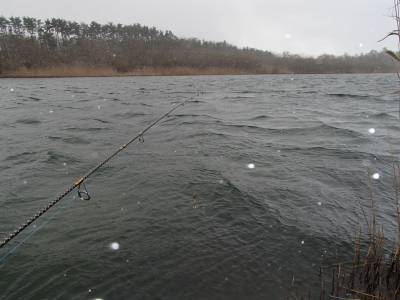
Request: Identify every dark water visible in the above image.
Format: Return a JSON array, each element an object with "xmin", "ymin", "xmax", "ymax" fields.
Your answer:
[{"xmin": 0, "ymin": 74, "xmax": 399, "ymax": 299}]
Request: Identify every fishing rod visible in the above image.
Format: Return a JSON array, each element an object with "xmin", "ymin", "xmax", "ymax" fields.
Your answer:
[{"xmin": 0, "ymin": 98, "xmax": 190, "ymax": 250}]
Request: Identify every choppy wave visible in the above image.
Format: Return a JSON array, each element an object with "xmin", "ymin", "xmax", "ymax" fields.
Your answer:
[
  {"xmin": 185, "ymin": 131, "xmax": 232, "ymax": 140},
  {"xmin": 112, "ymin": 111, "xmax": 147, "ymax": 119},
  {"xmin": 224, "ymin": 95, "xmax": 256, "ymax": 100},
  {"xmin": 220, "ymin": 122, "xmax": 364, "ymax": 139},
  {"xmin": 63, "ymin": 126, "xmax": 110, "ymax": 132},
  {"xmin": 174, "ymin": 113, "xmax": 222, "ymax": 121},
  {"xmin": 188, "ymin": 99, "xmax": 206, "ymax": 103},
  {"xmin": 248, "ymin": 115, "xmax": 271, "ymax": 120},
  {"xmin": 327, "ymin": 93, "xmax": 370, "ymax": 99},
  {"xmin": 28, "ymin": 96, "xmax": 41, "ymax": 101},
  {"xmin": 5, "ymin": 151, "xmax": 38, "ymax": 163},
  {"xmin": 369, "ymin": 112, "xmax": 398, "ymax": 120},
  {"xmin": 15, "ymin": 118, "xmax": 41, "ymax": 125},
  {"xmin": 283, "ymin": 146, "xmax": 377, "ymax": 159},
  {"xmin": 69, "ymin": 90, "xmax": 86, "ymax": 94},
  {"xmin": 43, "ymin": 150, "xmax": 79, "ymax": 164},
  {"xmin": 92, "ymin": 118, "xmax": 111, "ymax": 124},
  {"xmin": 56, "ymin": 136, "xmax": 91, "ymax": 144},
  {"xmin": 1, "ymin": 74, "xmax": 398, "ymax": 300}
]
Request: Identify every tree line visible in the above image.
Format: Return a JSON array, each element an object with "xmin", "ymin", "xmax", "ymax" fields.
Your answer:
[{"xmin": 0, "ymin": 16, "xmax": 396, "ymax": 75}]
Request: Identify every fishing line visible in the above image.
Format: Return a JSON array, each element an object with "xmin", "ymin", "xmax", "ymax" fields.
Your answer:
[
  {"xmin": 0, "ymin": 195, "xmax": 75, "ymax": 266},
  {"xmin": 0, "ymin": 98, "xmax": 190, "ymax": 251}
]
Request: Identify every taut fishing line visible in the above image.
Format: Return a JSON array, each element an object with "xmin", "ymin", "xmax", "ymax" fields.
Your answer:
[{"xmin": 0, "ymin": 98, "xmax": 190, "ymax": 262}]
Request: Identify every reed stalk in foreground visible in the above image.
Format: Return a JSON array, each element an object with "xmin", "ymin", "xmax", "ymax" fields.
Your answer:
[
  {"xmin": 287, "ymin": 2, "xmax": 400, "ymax": 299},
  {"xmin": 316, "ymin": 2, "xmax": 400, "ymax": 298},
  {"xmin": 317, "ymin": 163, "xmax": 400, "ymax": 300},
  {"xmin": 381, "ymin": 0, "xmax": 400, "ymax": 118}
]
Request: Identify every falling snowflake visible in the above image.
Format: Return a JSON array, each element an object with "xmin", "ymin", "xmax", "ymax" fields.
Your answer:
[
  {"xmin": 110, "ymin": 242, "xmax": 120, "ymax": 250},
  {"xmin": 317, "ymin": 201, "xmax": 322, "ymax": 206},
  {"xmin": 372, "ymin": 173, "xmax": 380, "ymax": 180},
  {"xmin": 368, "ymin": 128, "xmax": 375, "ymax": 134},
  {"xmin": 247, "ymin": 163, "xmax": 255, "ymax": 169},
  {"xmin": 10, "ymin": 88, "xmax": 14, "ymax": 92},
  {"xmin": 49, "ymin": 110, "xmax": 54, "ymax": 114}
]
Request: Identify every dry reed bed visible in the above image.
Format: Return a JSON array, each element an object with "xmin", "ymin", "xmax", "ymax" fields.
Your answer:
[
  {"xmin": 321, "ymin": 163, "xmax": 400, "ymax": 300},
  {"xmin": 0, "ymin": 65, "xmax": 260, "ymax": 78}
]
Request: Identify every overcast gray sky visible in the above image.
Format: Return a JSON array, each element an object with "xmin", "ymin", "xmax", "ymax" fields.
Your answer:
[{"xmin": 1, "ymin": 0, "xmax": 398, "ymax": 56}]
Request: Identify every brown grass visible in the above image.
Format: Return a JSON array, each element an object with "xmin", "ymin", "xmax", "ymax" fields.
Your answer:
[
  {"xmin": 308, "ymin": 3, "xmax": 400, "ymax": 298},
  {"xmin": 317, "ymin": 162, "xmax": 400, "ymax": 300},
  {"xmin": 0, "ymin": 65, "xmax": 271, "ymax": 78},
  {"xmin": 3, "ymin": 65, "xmax": 119, "ymax": 78}
]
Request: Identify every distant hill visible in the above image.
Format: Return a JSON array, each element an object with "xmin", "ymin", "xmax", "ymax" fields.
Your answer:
[{"xmin": 0, "ymin": 16, "xmax": 397, "ymax": 76}]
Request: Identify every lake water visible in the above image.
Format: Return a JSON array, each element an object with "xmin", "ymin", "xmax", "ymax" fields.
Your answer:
[{"xmin": 0, "ymin": 74, "xmax": 399, "ymax": 299}]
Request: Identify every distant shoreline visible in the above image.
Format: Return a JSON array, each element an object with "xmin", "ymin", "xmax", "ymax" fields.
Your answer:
[
  {"xmin": 0, "ymin": 66, "xmax": 393, "ymax": 79},
  {"xmin": 0, "ymin": 66, "xmax": 253, "ymax": 78},
  {"xmin": 1, "ymin": 16, "xmax": 397, "ymax": 77}
]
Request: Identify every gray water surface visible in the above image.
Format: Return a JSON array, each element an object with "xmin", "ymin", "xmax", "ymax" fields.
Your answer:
[{"xmin": 0, "ymin": 74, "xmax": 399, "ymax": 299}]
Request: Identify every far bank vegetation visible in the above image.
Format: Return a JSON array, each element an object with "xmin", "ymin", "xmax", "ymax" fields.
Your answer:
[{"xmin": 0, "ymin": 16, "xmax": 396, "ymax": 77}]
